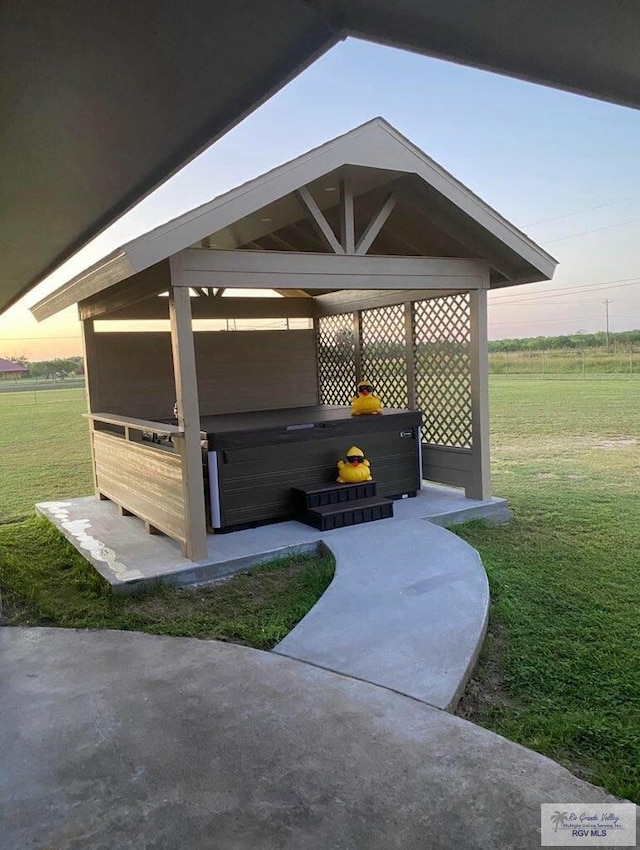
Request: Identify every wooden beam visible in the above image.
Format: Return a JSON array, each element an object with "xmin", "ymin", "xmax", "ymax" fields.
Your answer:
[
  {"xmin": 214, "ymin": 287, "xmax": 225, "ymax": 298},
  {"xmin": 296, "ymin": 186, "xmax": 344, "ymax": 254},
  {"xmin": 340, "ymin": 178, "xmax": 355, "ymax": 254},
  {"xmin": 78, "ymin": 260, "xmax": 172, "ymax": 320},
  {"xmin": 274, "ymin": 288, "xmax": 312, "ymax": 298},
  {"xmin": 315, "ymin": 288, "xmax": 465, "ymax": 316},
  {"xmin": 98, "ymin": 295, "xmax": 317, "ymax": 321},
  {"xmin": 179, "ymin": 248, "xmax": 486, "ymax": 291},
  {"xmin": 356, "ymin": 192, "xmax": 397, "ymax": 255},
  {"xmin": 168, "ymin": 258, "xmax": 208, "ymax": 561}
]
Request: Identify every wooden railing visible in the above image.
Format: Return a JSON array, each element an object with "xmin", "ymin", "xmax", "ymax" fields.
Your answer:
[
  {"xmin": 84, "ymin": 412, "xmax": 184, "ymax": 438},
  {"xmin": 85, "ymin": 413, "xmax": 195, "ymax": 550}
]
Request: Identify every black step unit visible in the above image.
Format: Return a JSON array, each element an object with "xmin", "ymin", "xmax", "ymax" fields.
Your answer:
[
  {"xmin": 303, "ymin": 495, "xmax": 394, "ymax": 532},
  {"xmin": 291, "ymin": 481, "xmax": 377, "ymax": 512}
]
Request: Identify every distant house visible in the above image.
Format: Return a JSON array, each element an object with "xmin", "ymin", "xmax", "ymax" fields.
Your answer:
[{"xmin": 0, "ymin": 357, "xmax": 28, "ymax": 379}]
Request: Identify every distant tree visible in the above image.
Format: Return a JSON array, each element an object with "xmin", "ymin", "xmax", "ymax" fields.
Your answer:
[
  {"xmin": 334, "ymin": 327, "xmax": 355, "ymax": 363},
  {"xmin": 29, "ymin": 358, "xmax": 82, "ymax": 380},
  {"xmin": 488, "ymin": 329, "xmax": 639, "ymax": 352}
]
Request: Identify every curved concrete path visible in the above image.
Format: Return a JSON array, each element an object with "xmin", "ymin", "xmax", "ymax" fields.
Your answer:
[
  {"xmin": 275, "ymin": 517, "xmax": 489, "ymax": 711},
  {"xmin": 2, "ymin": 628, "xmax": 633, "ymax": 850}
]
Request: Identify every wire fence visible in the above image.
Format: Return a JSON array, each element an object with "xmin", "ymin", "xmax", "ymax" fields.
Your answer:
[
  {"xmin": 0, "ymin": 378, "xmax": 86, "ymax": 404},
  {"xmin": 489, "ymin": 348, "xmax": 639, "ymax": 379}
]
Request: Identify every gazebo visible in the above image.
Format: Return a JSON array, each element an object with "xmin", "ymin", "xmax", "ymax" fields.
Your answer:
[{"xmin": 32, "ymin": 119, "xmax": 556, "ymax": 563}]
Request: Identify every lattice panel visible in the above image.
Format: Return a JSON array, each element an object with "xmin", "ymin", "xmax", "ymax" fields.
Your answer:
[
  {"xmin": 317, "ymin": 314, "xmax": 357, "ymax": 405},
  {"xmin": 361, "ymin": 303, "xmax": 409, "ymax": 410},
  {"xmin": 413, "ymin": 294, "xmax": 472, "ymax": 447}
]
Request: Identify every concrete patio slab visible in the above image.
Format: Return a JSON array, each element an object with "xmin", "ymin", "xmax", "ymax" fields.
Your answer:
[
  {"xmin": 1, "ymin": 628, "xmax": 634, "ymax": 850},
  {"xmin": 36, "ymin": 484, "xmax": 502, "ymax": 711},
  {"xmin": 35, "ymin": 482, "xmax": 509, "ymax": 590}
]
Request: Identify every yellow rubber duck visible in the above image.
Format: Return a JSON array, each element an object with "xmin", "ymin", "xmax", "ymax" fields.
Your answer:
[
  {"xmin": 337, "ymin": 446, "xmax": 373, "ymax": 483},
  {"xmin": 351, "ymin": 380, "xmax": 383, "ymax": 416}
]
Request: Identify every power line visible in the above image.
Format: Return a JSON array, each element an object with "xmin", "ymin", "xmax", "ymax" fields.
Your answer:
[
  {"xmin": 488, "ymin": 316, "xmax": 602, "ymax": 326},
  {"xmin": 0, "ymin": 335, "xmax": 81, "ymax": 341},
  {"xmin": 524, "ymin": 193, "xmax": 640, "ymax": 227},
  {"xmin": 489, "ymin": 277, "xmax": 640, "ymax": 305},
  {"xmin": 542, "ymin": 216, "xmax": 640, "ymax": 245},
  {"xmin": 489, "ymin": 299, "xmax": 630, "ymax": 307},
  {"xmin": 490, "ymin": 276, "xmax": 640, "ymax": 299}
]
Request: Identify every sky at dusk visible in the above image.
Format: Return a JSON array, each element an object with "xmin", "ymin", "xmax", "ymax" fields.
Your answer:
[{"xmin": 2, "ymin": 38, "xmax": 640, "ymax": 361}]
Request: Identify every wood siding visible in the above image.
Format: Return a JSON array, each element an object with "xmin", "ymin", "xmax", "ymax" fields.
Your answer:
[
  {"xmin": 422, "ymin": 444, "xmax": 474, "ymax": 493},
  {"xmin": 92, "ymin": 431, "xmax": 187, "ymax": 543},
  {"xmin": 91, "ymin": 329, "xmax": 318, "ymax": 420}
]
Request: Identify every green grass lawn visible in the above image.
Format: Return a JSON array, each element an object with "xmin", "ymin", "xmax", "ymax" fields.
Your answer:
[
  {"xmin": 0, "ymin": 517, "xmax": 334, "ymax": 649},
  {"xmin": 0, "ymin": 380, "xmax": 638, "ymax": 801},
  {"xmin": 0, "ymin": 388, "xmax": 93, "ymax": 523},
  {"xmin": 0, "ymin": 386, "xmax": 335, "ymax": 649},
  {"xmin": 455, "ymin": 378, "xmax": 639, "ymax": 802}
]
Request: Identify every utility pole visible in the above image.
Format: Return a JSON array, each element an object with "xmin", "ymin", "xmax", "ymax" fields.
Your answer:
[{"xmin": 602, "ymin": 299, "xmax": 613, "ymax": 350}]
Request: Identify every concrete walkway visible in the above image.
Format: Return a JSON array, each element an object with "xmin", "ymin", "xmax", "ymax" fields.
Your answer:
[
  {"xmin": 275, "ymin": 518, "xmax": 488, "ymax": 711},
  {"xmin": 1, "ymin": 628, "xmax": 633, "ymax": 850},
  {"xmin": 38, "ymin": 487, "xmax": 496, "ymax": 711}
]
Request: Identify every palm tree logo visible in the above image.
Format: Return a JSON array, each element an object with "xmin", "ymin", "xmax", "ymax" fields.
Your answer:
[{"xmin": 550, "ymin": 811, "xmax": 569, "ymax": 832}]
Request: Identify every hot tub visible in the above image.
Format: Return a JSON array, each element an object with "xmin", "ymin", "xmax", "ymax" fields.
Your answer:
[{"xmin": 202, "ymin": 405, "xmax": 422, "ymax": 531}]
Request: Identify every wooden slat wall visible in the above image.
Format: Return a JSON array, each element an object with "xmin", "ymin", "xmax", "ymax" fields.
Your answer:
[
  {"xmin": 91, "ymin": 329, "xmax": 318, "ymax": 419},
  {"xmin": 93, "ymin": 432, "xmax": 187, "ymax": 542},
  {"xmin": 422, "ymin": 444, "xmax": 474, "ymax": 494}
]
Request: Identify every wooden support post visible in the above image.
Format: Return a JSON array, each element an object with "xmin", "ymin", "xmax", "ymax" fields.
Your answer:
[
  {"xmin": 469, "ymin": 286, "xmax": 491, "ymax": 500},
  {"xmin": 313, "ymin": 317, "xmax": 322, "ymax": 404},
  {"xmin": 80, "ymin": 316, "xmax": 101, "ymax": 497},
  {"xmin": 353, "ymin": 310, "xmax": 363, "ymax": 385},
  {"xmin": 169, "ymin": 257, "xmax": 208, "ymax": 561},
  {"xmin": 404, "ymin": 302, "xmax": 417, "ymax": 409}
]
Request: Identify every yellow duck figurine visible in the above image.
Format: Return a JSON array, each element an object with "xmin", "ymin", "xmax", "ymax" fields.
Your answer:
[
  {"xmin": 337, "ymin": 446, "xmax": 373, "ymax": 483},
  {"xmin": 351, "ymin": 380, "xmax": 383, "ymax": 416}
]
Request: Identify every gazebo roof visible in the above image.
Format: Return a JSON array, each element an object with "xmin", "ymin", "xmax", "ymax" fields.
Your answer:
[{"xmin": 33, "ymin": 119, "xmax": 555, "ymax": 321}]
